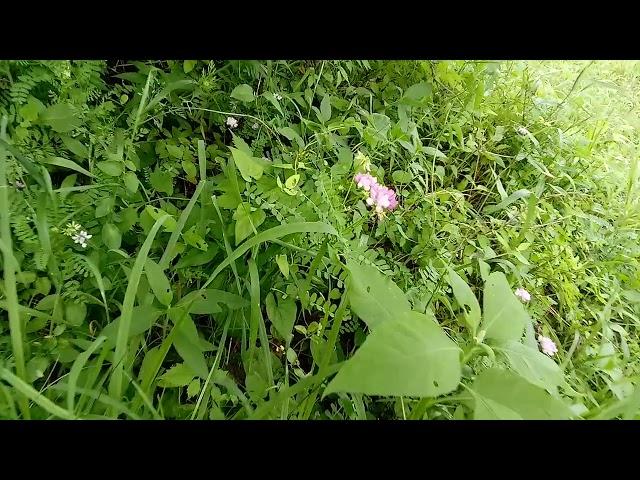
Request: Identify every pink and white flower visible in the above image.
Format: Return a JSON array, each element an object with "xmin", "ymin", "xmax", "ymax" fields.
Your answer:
[
  {"xmin": 515, "ymin": 287, "xmax": 531, "ymax": 302},
  {"xmin": 538, "ymin": 335, "xmax": 558, "ymax": 356}
]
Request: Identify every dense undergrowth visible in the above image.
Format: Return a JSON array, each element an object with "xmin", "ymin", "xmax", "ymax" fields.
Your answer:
[{"xmin": 0, "ymin": 60, "xmax": 639, "ymax": 419}]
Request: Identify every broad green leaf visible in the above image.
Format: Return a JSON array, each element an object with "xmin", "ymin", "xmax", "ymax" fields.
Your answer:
[
  {"xmin": 320, "ymin": 95, "xmax": 332, "ymax": 122},
  {"xmin": 177, "ymin": 289, "xmax": 248, "ymax": 315},
  {"xmin": 481, "ymin": 272, "xmax": 528, "ymax": 343},
  {"xmin": 392, "ymin": 170, "xmax": 413, "ymax": 183},
  {"xmin": 187, "ymin": 378, "xmax": 201, "ymax": 398},
  {"xmin": 446, "ymin": 267, "xmax": 481, "ymax": 336},
  {"xmin": 44, "ymin": 157, "xmax": 93, "ymax": 177},
  {"xmin": 97, "ymin": 161, "xmax": 123, "ymax": 177},
  {"xmin": 102, "ymin": 223, "xmax": 122, "ymax": 250},
  {"xmin": 230, "ymin": 84, "xmax": 255, "ymax": 103},
  {"xmin": 325, "ymin": 311, "xmax": 461, "ymax": 397},
  {"xmin": 278, "ymin": 126, "xmax": 304, "ymax": 149},
  {"xmin": 145, "ymin": 206, "xmax": 177, "ymax": 233},
  {"xmin": 470, "ymin": 368, "xmax": 572, "ymax": 419},
  {"xmin": 400, "ymin": 82, "xmax": 432, "ymax": 105},
  {"xmin": 496, "ymin": 340, "xmax": 566, "ymax": 393},
  {"xmin": 266, "ymin": 293, "xmax": 297, "ymax": 342},
  {"xmin": 229, "ymin": 147, "xmax": 264, "ymax": 182},
  {"xmin": 144, "ymin": 258, "xmax": 173, "ymax": 306},
  {"xmin": 263, "ymin": 92, "xmax": 284, "ymax": 116},
  {"xmin": 95, "ymin": 197, "xmax": 114, "ymax": 218},
  {"xmin": 182, "ymin": 225, "xmax": 208, "ymax": 251},
  {"xmin": 40, "ymin": 103, "xmax": 81, "ymax": 133},
  {"xmin": 172, "ymin": 312, "xmax": 208, "ymax": 379},
  {"xmin": 158, "ymin": 363, "xmax": 196, "ymax": 388},
  {"xmin": 64, "ymin": 301, "xmax": 87, "ymax": 327},
  {"xmin": 150, "ymin": 169, "xmax": 174, "ymax": 195},
  {"xmin": 424, "ymin": 146, "xmax": 446, "ymax": 159},
  {"xmin": 166, "ymin": 144, "xmax": 184, "ymax": 159},
  {"xmin": 183, "ymin": 60, "xmax": 197, "ymax": 74},
  {"xmin": 275, "ymin": 254, "xmax": 289, "ymax": 278},
  {"xmin": 100, "ymin": 305, "xmax": 162, "ymax": 347},
  {"xmin": 346, "ymin": 259, "xmax": 411, "ymax": 330},
  {"xmin": 123, "ymin": 171, "xmax": 139, "ymax": 193},
  {"xmin": 233, "ymin": 202, "xmax": 266, "ymax": 244},
  {"xmin": 19, "ymin": 97, "xmax": 45, "ymax": 122}
]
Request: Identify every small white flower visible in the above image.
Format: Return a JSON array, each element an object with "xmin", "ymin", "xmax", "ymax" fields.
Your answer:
[
  {"xmin": 226, "ymin": 116, "xmax": 239, "ymax": 129},
  {"xmin": 517, "ymin": 126, "xmax": 530, "ymax": 136},
  {"xmin": 514, "ymin": 287, "xmax": 531, "ymax": 303},
  {"xmin": 72, "ymin": 230, "xmax": 92, "ymax": 248},
  {"xmin": 538, "ymin": 335, "xmax": 558, "ymax": 356},
  {"xmin": 14, "ymin": 180, "xmax": 25, "ymax": 189},
  {"xmin": 252, "ymin": 122, "xmax": 259, "ymax": 130},
  {"xmin": 274, "ymin": 93, "xmax": 283, "ymax": 101}
]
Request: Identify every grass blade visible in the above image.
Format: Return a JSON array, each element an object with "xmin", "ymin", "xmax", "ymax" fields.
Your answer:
[
  {"xmin": 0, "ymin": 115, "xmax": 30, "ymax": 419},
  {"xmin": 108, "ymin": 214, "xmax": 169, "ymax": 404},
  {"xmin": 202, "ymin": 221, "xmax": 338, "ymax": 289},
  {"xmin": 67, "ymin": 336, "xmax": 106, "ymax": 413},
  {"xmin": 0, "ymin": 367, "xmax": 75, "ymax": 419}
]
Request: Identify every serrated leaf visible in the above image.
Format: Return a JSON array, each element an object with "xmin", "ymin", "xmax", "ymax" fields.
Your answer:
[
  {"xmin": 325, "ymin": 311, "xmax": 461, "ymax": 397},
  {"xmin": 230, "ymin": 84, "xmax": 255, "ymax": 103},
  {"xmin": 187, "ymin": 378, "xmax": 201, "ymax": 398},
  {"xmin": 149, "ymin": 169, "xmax": 174, "ymax": 195},
  {"xmin": 158, "ymin": 363, "xmax": 196, "ymax": 388},
  {"xmin": 346, "ymin": 259, "xmax": 411, "ymax": 330},
  {"xmin": 470, "ymin": 368, "xmax": 572, "ymax": 419},
  {"xmin": 481, "ymin": 272, "xmax": 528, "ymax": 343}
]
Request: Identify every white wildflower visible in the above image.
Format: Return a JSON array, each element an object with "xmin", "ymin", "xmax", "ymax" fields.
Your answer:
[
  {"xmin": 514, "ymin": 287, "xmax": 531, "ymax": 303},
  {"xmin": 538, "ymin": 335, "xmax": 558, "ymax": 356},
  {"xmin": 517, "ymin": 126, "xmax": 530, "ymax": 136},
  {"xmin": 226, "ymin": 116, "xmax": 239, "ymax": 129},
  {"xmin": 274, "ymin": 93, "xmax": 283, "ymax": 101},
  {"xmin": 252, "ymin": 122, "xmax": 259, "ymax": 130},
  {"xmin": 72, "ymin": 230, "xmax": 92, "ymax": 248}
]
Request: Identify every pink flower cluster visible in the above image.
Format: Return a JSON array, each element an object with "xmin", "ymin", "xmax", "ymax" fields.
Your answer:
[{"xmin": 354, "ymin": 173, "xmax": 398, "ymax": 213}]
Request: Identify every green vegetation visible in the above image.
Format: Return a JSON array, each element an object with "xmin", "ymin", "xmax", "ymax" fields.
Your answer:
[{"xmin": 0, "ymin": 60, "xmax": 639, "ymax": 420}]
